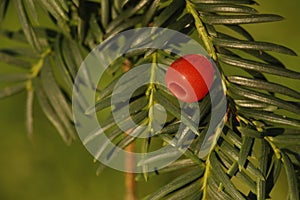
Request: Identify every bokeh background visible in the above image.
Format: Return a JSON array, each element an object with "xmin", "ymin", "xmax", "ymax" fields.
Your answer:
[{"xmin": 0, "ymin": 0, "xmax": 299, "ymax": 199}]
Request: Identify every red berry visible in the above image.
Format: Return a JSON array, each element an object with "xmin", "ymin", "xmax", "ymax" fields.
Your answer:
[{"xmin": 165, "ymin": 54, "xmax": 214, "ymax": 103}]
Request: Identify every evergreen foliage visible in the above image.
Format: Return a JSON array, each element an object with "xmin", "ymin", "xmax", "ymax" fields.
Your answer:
[{"xmin": 0, "ymin": 0, "xmax": 299, "ymax": 199}]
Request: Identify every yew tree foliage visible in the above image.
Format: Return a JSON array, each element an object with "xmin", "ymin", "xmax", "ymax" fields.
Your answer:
[{"xmin": 1, "ymin": 0, "xmax": 300, "ymax": 199}]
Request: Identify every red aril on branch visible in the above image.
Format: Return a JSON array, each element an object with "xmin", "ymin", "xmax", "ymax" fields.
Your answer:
[{"xmin": 165, "ymin": 54, "xmax": 215, "ymax": 103}]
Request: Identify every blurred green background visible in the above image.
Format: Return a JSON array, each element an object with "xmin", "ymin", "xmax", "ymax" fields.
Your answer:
[{"xmin": 0, "ymin": 0, "xmax": 299, "ymax": 199}]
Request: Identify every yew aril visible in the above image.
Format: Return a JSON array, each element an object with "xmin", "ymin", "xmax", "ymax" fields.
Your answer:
[{"xmin": 165, "ymin": 54, "xmax": 215, "ymax": 103}]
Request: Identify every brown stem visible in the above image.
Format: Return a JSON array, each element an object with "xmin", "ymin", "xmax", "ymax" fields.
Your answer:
[
  {"xmin": 123, "ymin": 59, "xmax": 136, "ymax": 200},
  {"xmin": 125, "ymin": 141, "xmax": 136, "ymax": 200}
]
